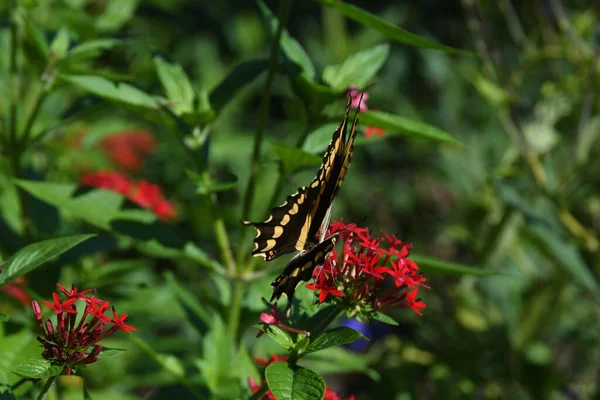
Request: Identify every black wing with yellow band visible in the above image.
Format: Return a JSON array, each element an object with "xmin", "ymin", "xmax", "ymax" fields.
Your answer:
[
  {"xmin": 242, "ymin": 95, "xmax": 361, "ymax": 262},
  {"xmin": 270, "ymin": 233, "xmax": 338, "ymax": 302}
]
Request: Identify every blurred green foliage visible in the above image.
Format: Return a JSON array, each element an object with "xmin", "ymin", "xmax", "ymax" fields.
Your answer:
[{"xmin": 0, "ymin": 0, "xmax": 599, "ymax": 399}]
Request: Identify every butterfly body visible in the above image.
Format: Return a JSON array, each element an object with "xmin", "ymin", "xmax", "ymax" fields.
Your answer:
[{"xmin": 242, "ymin": 95, "xmax": 362, "ymax": 304}]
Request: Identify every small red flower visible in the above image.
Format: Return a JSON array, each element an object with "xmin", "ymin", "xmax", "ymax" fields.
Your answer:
[
  {"xmin": 1, "ymin": 276, "xmax": 31, "ymax": 306},
  {"xmin": 80, "ymin": 171, "xmax": 177, "ymax": 221},
  {"xmin": 306, "ymin": 220, "xmax": 428, "ymax": 318},
  {"xmin": 101, "ymin": 129, "xmax": 156, "ymax": 173},
  {"xmin": 364, "ymin": 126, "xmax": 385, "ymax": 138},
  {"xmin": 32, "ymin": 284, "xmax": 136, "ymax": 375},
  {"xmin": 347, "ymin": 84, "xmax": 369, "ymax": 111}
]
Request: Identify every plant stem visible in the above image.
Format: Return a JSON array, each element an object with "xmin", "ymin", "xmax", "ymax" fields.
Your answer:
[
  {"xmin": 202, "ymin": 172, "xmax": 236, "ymax": 274},
  {"xmin": 227, "ymin": 280, "xmax": 244, "ymax": 340},
  {"xmin": 35, "ymin": 375, "xmax": 57, "ymax": 400},
  {"xmin": 20, "ymin": 86, "xmax": 50, "ymax": 148},
  {"xmin": 309, "ymin": 303, "xmax": 345, "ymax": 340},
  {"xmin": 240, "ymin": 0, "xmax": 293, "ymax": 222},
  {"xmin": 8, "ymin": 3, "xmax": 19, "ymax": 149},
  {"xmin": 249, "ymin": 383, "xmax": 269, "ymax": 400}
]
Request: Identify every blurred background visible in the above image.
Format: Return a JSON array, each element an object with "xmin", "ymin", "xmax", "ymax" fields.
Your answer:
[{"xmin": 1, "ymin": 0, "xmax": 599, "ymax": 399}]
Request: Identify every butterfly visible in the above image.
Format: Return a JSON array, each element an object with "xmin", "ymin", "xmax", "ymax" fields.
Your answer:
[{"xmin": 242, "ymin": 94, "xmax": 362, "ymax": 305}]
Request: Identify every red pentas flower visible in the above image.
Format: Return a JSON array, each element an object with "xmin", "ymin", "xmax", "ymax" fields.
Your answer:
[
  {"xmin": 1, "ymin": 276, "xmax": 32, "ymax": 306},
  {"xmin": 306, "ymin": 220, "xmax": 428, "ymax": 317},
  {"xmin": 32, "ymin": 284, "xmax": 137, "ymax": 375},
  {"xmin": 249, "ymin": 355, "xmax": 355, "ymax": 400},
  {"xmin": 364, "ymin": 126, "xmax": 385, "ymax": 138},
  {"xmin": 80, "ymin": 170, "xmax": 177, "ymax": 220},
  {"xmin": 100, "ymin": 129, "xmax": 156, "ymax": 173}
]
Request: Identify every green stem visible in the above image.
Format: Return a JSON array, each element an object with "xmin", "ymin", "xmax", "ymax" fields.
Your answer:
[
  {"xmin": 227, "ymin": 280, "xmax": 244, "ymax": 340},
  {"xmin": 36, "ymin": 375, "xmax": 57, "ymax": 400},
  {"xmin": 129, "ymin": 335, "xmax": 204, "ymax": 400},
  {"xmin": 240, "ymin": 0, "xmax": 293, "ymax": 222},
  {"xmin": 20, "ymin": 87, "xmax": 50, "ymax": 148},
  {"xmin": 202, "ymin": 172, "xmax": 236, "ymax": 274},
  {"xmin": 8, "ymin": 3, "xmax": 19, "ymax": 149},
  {"xmin": 310, "ymin": 303, "xmax": 345, "ymax": 340},
  {"xmin": 11, "ymin": 152, "xmax": 33, "ymax": 243},
  {"xmin": 249, "ymin": 383, "xmax": 269, "ymax": 400}
]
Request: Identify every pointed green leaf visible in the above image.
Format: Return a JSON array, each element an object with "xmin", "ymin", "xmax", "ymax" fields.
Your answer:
[
  {"xmin": 305, "ymin": 327, "xmax": 367, "ymax": 354},
  {"xmin": 372, "ymin": 312, "xmax": 399, "ymax": 326},
  {"xmin": 61, "ymin": 39, "xmax": 120, "ymax": 66},
  {"xmin": 0, "ymin": 314, "xmax": 8, "ymax": 322},
  {"xmin": 360, "ymin": 110, "xmax": 461, "ymax": 145},
  {"xmin": 257, "ymin": 0, "xmax": 316, "ymax": 79},
  {"xmin": 322, "ymin": 44, "xmax": 390, "ymax": 91},
  {"xmin": 97, "ymin": 347, "xmax": 126, "ymax": 359},
  {"xmin": 265, "ymin": 362, "xmax": 326, "ymax": 400},
  {"xmin": 302, "ymin": 123, "xmax": 339, "ymax": 154},
  {"xmin": 13, "ymin": 358, "xmax": 63, "ymax": 379},
  {"xmin": 0, "ymin": 235, "xmax": 95, "ymax": 286},
  {"xmin": 49, "ymin": 27, "xmax": 70, "ymax": 60},
  {"xmin": 272, "ymin": 144, "xmax": 322, "ymax": 174},
  {"xmin": 210, "ymin": 59, "xmax": 270, "ymax": 113},
  {"xmin": 59, "ymin": 74, "xmax": 165, "ymax": 109},
  {"xmin": 410, "ymin": 254, "xmax": 496, "ymax": 276},
  {"xmin": 317, "ymin": 0, "xmax": 470, "ymax": 55},
  {"xmin": 258, "ymin": 324, "xmax": 295, "ymax": 350},
  {"xmin": 22, "ymin": 18, "xmax": 49, "ymax": 63},
  {"xmin": 154, "ymin": 56, "xmax": 195, "ymax": 115}
]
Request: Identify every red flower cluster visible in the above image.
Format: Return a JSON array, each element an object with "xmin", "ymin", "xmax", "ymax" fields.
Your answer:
[
  {"xmin": 80, "ymin": 170, "xmax": 176, "ymax": 220},
  {"xmin": 31, "ymin": 284, "xmax": 136, "ymax": 375},
  {"xmin": 100, "ymin": 129, "xmax": 156, "ymax": 173},
  {"xmin": 249, "ymin": 355, "xmax": 355, "ymax": 400},
  {"xmin": 347, "ymin": 85, "xmax": 385, "ymax": 138},
  {"xmin": 306, "ymin": 220, "xmax": 428, "ymax": 316},
  {"xmin": 1, "ymin": 276, "xmax": 31, "ymax": 306}
]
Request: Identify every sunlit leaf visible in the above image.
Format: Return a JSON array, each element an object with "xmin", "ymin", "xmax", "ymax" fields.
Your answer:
[
  {"xmin": 257, "ymin": 0, "xmax": 315, "ymax": 79},
  {"xmin": 13, "ymin": 358, "xmax": 63, "ymax": 379},
  {"xmin": 305, "ymin": 327, "xmax": 367, "ymax": 354},
  {"xmin": 49, "ymin": 27, "xmax": 70, "ymax": 60},
  {"xmin": 0, "ymin": 235, "xmax": 95, "ymax": 286},
  {"xmin": 154, "ymin": 56, "xmax": 195, "ymax": 115},
  {"xmin": 59, "ymin": 74, "xmax": 166, "ymax": 109},
  {"xmin": 266, "ymin": 362, "xmax": 326, "ymax": 400},
  {"xmin": 322, "ymin": 44, "xmax": 390, "ymax": 91},
  {"xmin": 317, "ymin": 0, "xmax": 470, "ymax": 55},
  {"xmin": 410, "ymin": 254, "xmax": 496, "ymax": 276},
  {"xmin": 271, "ymin": 144, "xmax": 322, "ymax": 174},
  {"xmin": 360, "ymin": 110, "xmax": 461, "ymax": 145}
]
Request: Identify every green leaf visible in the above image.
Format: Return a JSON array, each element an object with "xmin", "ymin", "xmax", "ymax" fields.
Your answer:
[
  {"xmin": 22, "ymin": 18, "xmax": 49, "ymax": 63},
  {"xmin": 210, "ymin": 59, "xmax": 270, "ymax": 113},
  {"xmin": 260, "ymin": 324, "xmax": 295, "ymax": 350},
  {"xmin": 265, "ymin": 362, "xmax": 326, "ymax": 400},
  {"xmin": 471, "ymin": 74, "xmax": 512, "ymax": 107},
  {"xmin": 154, "ymin": 56, "xmax": 195, "ymax": 115},
  {"xmin": 235, "ymin": 346, "xmax": 261, "ymax": 385},
  {"xmin": 360, "ymin": 110, "xmax": 461, "ymax": 145},
  {"xmin": 49, "ymin": 27, "xmax": 70, "ymax": 60},
  {"xmin": 0, "ymin": 314, "xmax": 8, "ymax": 322},
  {"xmin": 61, "ymin": 39, "xmax": 120, "ymax": 66},
  {"xmin": 13, "ymin": 358, "xmax": 63, "ymax": 379},
  {"xmin": 317, "ymin": 0, "xmax": 469, "ymax": 55},
  {"xmin": 288, "ymin": 71, "xmax": 339, "ymax": 105},
  {"xmin": 322, "ymin": 44, "xmax": 390, "ymax": 91},
  {"xmin": 302, "ymin": 123, "xmax": 339, "ymax": 154},
  {"xmin": 0, "ymin": 235, "xmax": 95, "ymax": 286},
  {"xmin": 95, "ymin": 0, "xmax": 139, "ymax": 32},
  {"xmin": 16, "ymin": 180, "xmax": 155, "ymax": 231},
  {"xmin": 271, "ymin": 144, "xmax": 322, "ymax": 174},
  {"xmin": 305, "ymin": 327, "xmax": 367, "ymax": 354},
  {"xmin": 165, "ymin": 272, "xmax": 212, "ymax": 332},
  {"xmin": 410, "ymin": 253, "xmax": 496, "ymax": 276},
  {"xmin": 59, "ymin": 74, "xmax": 165, "ymax": 109},
  {"xmin": 371, "ymin": 312, "xmax": 399, "ymax": 326},
  {"xmin": 97, "ymin": 347, "xmax": 126, "ymax": 359},
  {"xmin": 257, "ymin": 0, "xmax": 315, "ymax": 79}
]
